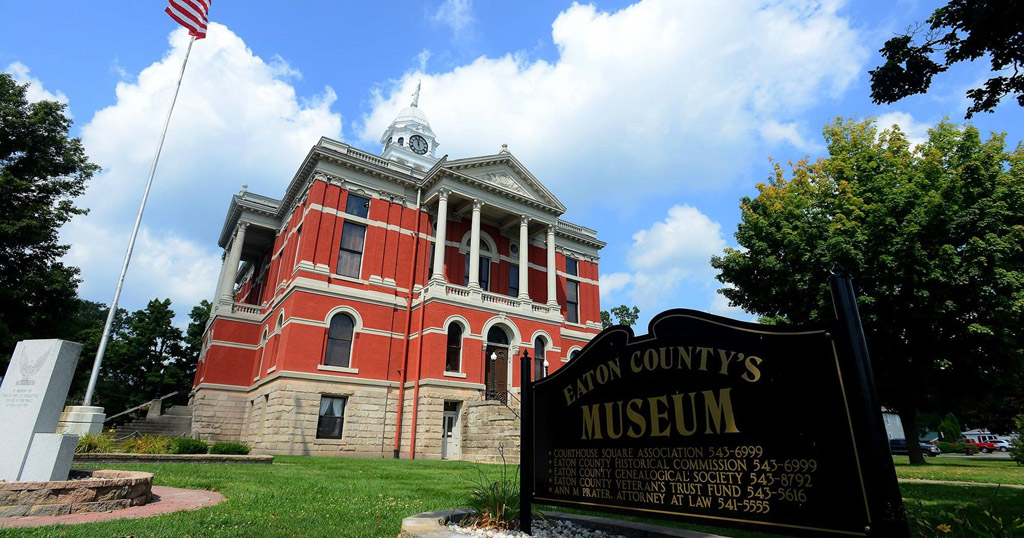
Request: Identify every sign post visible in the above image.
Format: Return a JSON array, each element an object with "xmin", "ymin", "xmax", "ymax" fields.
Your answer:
[
  {"xmin": 522, "ymin": 271, "xmax": 909, "ymax": 537},
  {"xmin": 519, "ymin": 349, "xmax": 534, "ymax": 535}
]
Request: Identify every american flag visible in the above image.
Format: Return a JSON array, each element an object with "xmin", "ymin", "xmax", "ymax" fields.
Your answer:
[{"xmin": 165, "ymin": 0, "xmax": 211, "ymax": 39}]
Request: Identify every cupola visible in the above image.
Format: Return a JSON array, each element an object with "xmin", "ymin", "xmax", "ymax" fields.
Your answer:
[{"xmin": 380, "ymin": 81, "xmax": 439, "ymax": 170}]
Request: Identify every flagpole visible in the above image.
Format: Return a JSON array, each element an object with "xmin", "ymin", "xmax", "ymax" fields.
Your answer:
[{"xmin": 83, "ymin": 35, "xmax": 197, "ymax": 407}]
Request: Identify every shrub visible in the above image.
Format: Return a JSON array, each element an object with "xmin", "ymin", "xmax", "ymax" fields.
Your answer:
[
  {"xmin": 1011, "ymin": 414, "xmax": 1024, "ymax": 466},
  {"xmin": 210, "ymin": 441, "xmax": 251, "ymax": 455},
  {"xmin": 119, "ymin": 434, "xmax": 176, "ymax": 454},
  {"xmin": 935, "ymin": 441, "xmax": 956, "ymax": 453},
  {"xmin": 172, "ymin": 437, "xmax": 209, "ymax": 454},
  {"xmin": 464, "ymin": 463, "xmax": 521, "ymax": 530},
  {"xmin": 76, "ymin": 432, "xmax": 118, "ymax": 453}
]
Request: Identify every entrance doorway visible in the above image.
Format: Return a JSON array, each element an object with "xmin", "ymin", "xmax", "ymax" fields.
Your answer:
[
  {"xmin": 484, "ymin": 326, "xmax": 510, "ymax": 403},
  {"xmin": 441, "ymin": 401, "xmax": 461, "ymax": 460}
]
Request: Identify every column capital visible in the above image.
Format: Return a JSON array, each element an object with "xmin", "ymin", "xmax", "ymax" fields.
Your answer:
[
  {"xmin": 472, "ymin": 199, "xmax": 484, "ymax": 211},
  {"xmin": 520, "ymin": 215, "xmax": 530, "ymax": 226},
  {"xmin": 438, "ymin": 188, "xmax": 451, "ymax": 201}
]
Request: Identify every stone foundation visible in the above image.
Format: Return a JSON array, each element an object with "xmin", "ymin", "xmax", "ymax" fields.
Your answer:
[
  {"xmin": 191, "ymin": 373, "xmax": 523, "ymax": 462},
  {"xmin": 190, "ymin": 388, "xmax": 247, "ymax": 442},
  {"xmin": 0, "ymin": 470, "xmax": 153, "ymax": 518}
]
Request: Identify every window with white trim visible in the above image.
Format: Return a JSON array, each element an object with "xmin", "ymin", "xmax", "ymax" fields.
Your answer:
[
  {"xmin": 324, "ymin": 313, "xmax": 354, "ymax": 367},
  {"xmin": 446, "ymin": 323, "xmax": 462, "ymax": 373},
  {"xmin": 337, "ymin": 222, "xmax": 366, "ymax": 278},
  {"xmin": 566, "ymin": 280, "xmax": 580, "ymax": 324},
  {"xmin": 316, "ymin": 396, "xmax": 346, "ymax": 439}
]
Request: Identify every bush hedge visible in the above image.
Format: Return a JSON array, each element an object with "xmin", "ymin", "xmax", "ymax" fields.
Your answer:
[
  {"xmin": 173, "ymin": 437, "xmax": 210, "ymax": 454},
  {"xmin": 210, "ymin": 441, "xmax": 251, "ymax": 455},
  {"xmin": 75, "ymin": 433, "xmax": 225, "ymax": 455}
]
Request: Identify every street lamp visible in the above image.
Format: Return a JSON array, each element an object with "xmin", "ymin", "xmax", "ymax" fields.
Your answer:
[{"xmin": 489, "ymin": 351, "xmax": 497, "ymax": 399}]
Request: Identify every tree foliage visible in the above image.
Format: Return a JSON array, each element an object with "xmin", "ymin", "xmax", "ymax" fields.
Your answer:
[
  {"xmin": 869, "ymin": 0, "xmax": 1024, "ymax": 117},
  {"xmin": 937, "ymin": 413, "xmax": 962, "ymax": 442},
  {"xmin": 0, "ymin": 73, "xmax": 99, "ymax": 369},
  {"xmin": 712, "ymin": 118, "xmax": 1024, "ymax": 463},
  {"xmin": 601, "ymin": 305, "xmax": 640, "ymax": 329},
  {"xmin": 91, "ymin": 298, "xmax": 193, "ymax": 414}
]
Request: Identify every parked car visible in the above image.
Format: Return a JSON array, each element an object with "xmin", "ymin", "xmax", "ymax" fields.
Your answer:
[
  {"xmin": 955, "ymin": 437, "xmax": 996, "ymax": 454},
  {"xmin": 889, "ymin": 439, "xmax": 941, "ymax": 457},
  {"xmin": 992, "ymin": 439, "xmax": 1011, "ymax": 452}
]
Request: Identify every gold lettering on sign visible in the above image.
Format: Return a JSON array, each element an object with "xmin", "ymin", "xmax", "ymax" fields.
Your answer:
[{"xmin": 581, "ymin": 388, "xmax": 740, "ymax": 440}]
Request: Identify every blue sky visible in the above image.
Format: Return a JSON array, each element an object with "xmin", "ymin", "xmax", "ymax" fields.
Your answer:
[{"xmin": 2, "ymin": 1, "xmax": 1022, "ymax": 330}]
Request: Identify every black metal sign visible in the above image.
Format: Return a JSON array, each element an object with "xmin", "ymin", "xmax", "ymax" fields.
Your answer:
[{"xmin": 520, "ymin": 270, "xmax": 908, "ymax": 537}]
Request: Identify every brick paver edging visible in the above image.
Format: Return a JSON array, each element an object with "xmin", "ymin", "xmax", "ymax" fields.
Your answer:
[
  {"xmin": 0, "ymin": 486, "xmax": 224, "ymax": 528},
  {"xmin": 399, "ymin": 509, "xmax": 726, "ymax": 538},
  {"xmin": 0, "ymin": 470, "xmax": 152, "ymax": 518},
  {"xmin": 74, "ymin": 453, "xmax": 274, "ymax": 464}
]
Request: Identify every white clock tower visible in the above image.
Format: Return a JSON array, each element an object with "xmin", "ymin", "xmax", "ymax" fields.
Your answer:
[{"xmin": 380, "ymin": 81, "xmax": 440, "ymax": 170}]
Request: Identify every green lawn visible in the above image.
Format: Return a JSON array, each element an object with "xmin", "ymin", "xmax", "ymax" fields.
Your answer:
[
  {"xmin": 894, "ymin": 456, "xmax": 1024, "ymax": 485},
  {"xmin": 0, "ymin": 456, "xmax": 1021, "ymax": 537}
]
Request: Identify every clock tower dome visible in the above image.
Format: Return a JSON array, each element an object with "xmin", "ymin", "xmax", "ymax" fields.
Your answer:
[{"xmin": 380, "ymin": 81, "xmax": 439, "ymax": 170}]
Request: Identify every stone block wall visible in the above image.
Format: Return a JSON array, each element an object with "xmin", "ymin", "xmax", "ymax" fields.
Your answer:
[
  {"xmin": 463, "ymin": 400, "xmax": 521, "ymax": 464},
  {"xmin": 408, "ymin": 383, "xmax": 483, "ymax": 460},
  {"xmin": 239, "ymin": 377, "xmax": 400, "ymax": 457},
  {"xmin": 190, "ymin": 388, "xmax": 247, "ymax": 442}
]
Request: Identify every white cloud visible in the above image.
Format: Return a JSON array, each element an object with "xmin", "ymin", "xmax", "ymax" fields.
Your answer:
[
  {"xmin": 599, "ymin": 272, "xmax": 632, "ymax": 299},
  {"xmin": 62, "ymin": 24, "xmax": 342, "ymax": 318},
  {"xmin": 875, "ymin": 111, "xmax": 929, "ymax": 147},
  {"xmin": 759, "ymin": 120, "xmax": 823, "ymax": 153},
  {"xmin": 5, "ymin": 61, "xmax": 71, "ymax": 115},
  {"xmin": 433, "ymin": 0, "xmax": 474, "ymax": 35},
  {"xmin": 358, "ymin": 0, "xmax": 866, "ymax": 209},
  {"xmin": 600, "ymin": 205, "xmax": 728, "ymax": 321}
]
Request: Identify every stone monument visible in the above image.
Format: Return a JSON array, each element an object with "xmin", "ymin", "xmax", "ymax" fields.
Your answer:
[{"xmin": 0, "ymin": 339, "xmax": 83, "ymax": 482}]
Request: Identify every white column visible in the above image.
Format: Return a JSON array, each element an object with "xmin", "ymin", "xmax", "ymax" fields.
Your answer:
[
  {"xmin": 220, "ymin": 222, "xmax": 248, "ymax": 304},
  {"xmin": 211, "ymin": 250, "xmax": 228, "ymax": 312},
  {"xmin": 546, "ymin": 224, "xmax": 557, "ymax": 306},
  {"xmin": 518, "ymin": 215, "xmax": 530, "ymax": 300},
  {"xmin": 468, "ymin": 199, "xmax": 483, "ymax": 289},
  {"xmin": 430, "ymin": 189, "xmax": 449, "ymax": 283}
]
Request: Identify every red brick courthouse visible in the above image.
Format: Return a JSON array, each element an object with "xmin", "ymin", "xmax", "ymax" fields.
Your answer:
[{"xmin": 191, "ymin": 96, "xmax": 604, "ymax": 461}]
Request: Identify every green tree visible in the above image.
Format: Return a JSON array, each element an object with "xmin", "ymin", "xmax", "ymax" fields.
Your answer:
[
  {"xmin": 712, "ymin": 118, "xmax": 1024, "ymax": 464},
  {"xmin": 93, "ymin": 299, "xmax": 188, "ymax": 414},
  {"xmin": 0, "ymin": 73, "xmax": 98, "ymax": 370},
  {"xmin": 183, "ymin": 299, "xmax": 211, "ymax": 374},
  {"xmin": 600, "ymin": 305, "xmax": 640, "ymax": 329},
  {"xmin": 937, "ymin": 413, "xmax": 962, "ymax": 442},
  {"xmin": 869, "ymin": 0, "xmax": 1024, "ymax": 117}
]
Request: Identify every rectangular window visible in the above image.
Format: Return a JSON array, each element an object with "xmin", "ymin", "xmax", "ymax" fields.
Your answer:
[
  {"xmin": 566, "ymin": 258, "xmax": 578, "ymax": 277},
  {"xmin": 509, "ymin": 265, "xmax": 519, "ymax": 297},
  {"xmin": 480, "ymin": 259, "xmax": 490, "ymax": 291},
  {"xmin": 345, "ymin": 194, "xmax": 370, "ymax": 218},
  {"xmin": 337, "ymin": 222, "xmax": 366, "ymax": 278},
  {"xmin": 316, "ymin": 396, "xmax": 346, "ymax": 439},
  {"xmin": 566, "ymin": 280, "xmax": 579, "ymax": 324}
]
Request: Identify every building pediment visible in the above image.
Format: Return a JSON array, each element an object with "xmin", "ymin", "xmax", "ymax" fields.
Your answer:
[{"xmin": 439, "ymin": 154, "xmax": 566, "ymax": 214}]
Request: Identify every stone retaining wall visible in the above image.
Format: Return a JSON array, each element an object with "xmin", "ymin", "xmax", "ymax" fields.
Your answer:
[{"xmin": 0, "ymin": 470, "xmax": 152, "ymax": 518}]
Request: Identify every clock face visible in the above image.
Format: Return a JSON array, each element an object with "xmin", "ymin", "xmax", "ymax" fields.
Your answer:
[{"xmin": 409, "ymin": 134, "xmax": 428, "ymax": 155}]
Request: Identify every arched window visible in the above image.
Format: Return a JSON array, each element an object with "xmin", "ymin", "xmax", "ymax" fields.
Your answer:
[
  {"xmin": 325, "ymin": 314, "xmax": 354, "ymax": 367},
  {"xmin": 534, "ymin": 337, "xmax": 547, "ymax": 379},
  {"xmin": 446, "ymin": 324, "xmax": 462, "ymax": 373},
  {"xmin": 397, "ymin": 137, "xmax": 404, "ymax": 146},
  {"xmin": 487, "ymin": 326, "xmax": 509, "ymax": 345},
  {"xmin": 570, "ymin": 349, "xmax": 580, "ymax": 361},
  {"xmin": 277, "ymin": 311, "xmax": 285, "ymax": 331}
]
